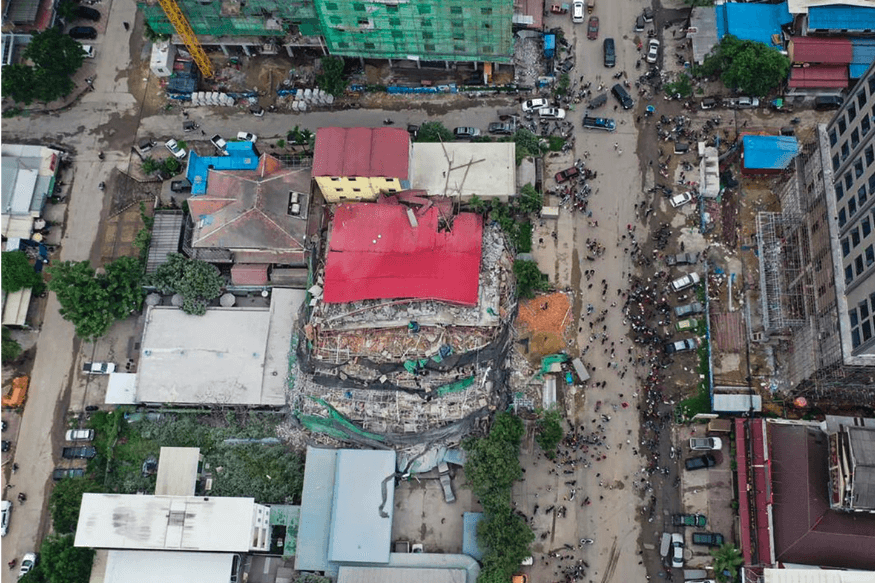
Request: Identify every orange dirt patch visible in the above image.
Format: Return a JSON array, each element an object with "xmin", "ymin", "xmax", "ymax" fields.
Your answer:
[{"xmin": 516, "ymin": 292, "xmax": 573, "ymax": 362}]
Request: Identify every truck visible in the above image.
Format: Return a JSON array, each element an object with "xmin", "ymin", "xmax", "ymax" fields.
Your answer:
[
  {"xmin": 582, "ymin": 115, "xmax": 616, "ymax": 132},
  {"xmin": 82, "ymin": 362, "xmax": 115, "ymax": 374},
  {"xmin": 692, "ymin": 532, "xmax": 725, "ymax": 547},
  {"xmin": 670, "ymin": 272, "xmax": 701, "ymax": 292},
  {"xmin": 671, "ymin": 513, "xmax": 707, "ymax": 527},
  {"xmin": 210, "ymin": 134, "xmax": 228, "ymax": 154}
]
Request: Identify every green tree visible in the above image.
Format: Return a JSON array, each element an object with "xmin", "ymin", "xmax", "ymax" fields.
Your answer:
[
  {"xmin": 478, "ymin": 510, "xmax": 536, "ymax": 582},
  {"xmin": 49, "ymin": 478, "xmax": 102, "ymax": 534},
  {"xmin": 415, "ymin": 121, "xmax": 454, "ymax": 143},
  {"xmin": 141, "ymin": 157, "xmax": 160, "ymax": 175},
  {"xmin": 513, "ymin": 260, "xmax": 549, "ymax": 299},
  {"xmin": 664, "ymin": 73, "xmax": 693, "ymax": 99},
  {"xmin": 2, "ymin": 28, "xmax": 85, "ymax": 105},
  {"xmin": 316, "ymin": 56, "xmax": 348, "ymax": 97},
  {"xmin": 535, "ymin": 408, "xmax": 564, "ymax": 459},
  {"xmin": 207, "ymin": 445, "xmax": 305, "ymax": 504},
  {"xmin": 146, "ymin": 253, "xmax": 224, "ymax": 315},
  {"xmin": 2, "ymin": 250, "xmax": 44, "ymax": 293},
  {"xmin": 711, "ymin": 543, "xmax": 743, "ymax": 583},
  {"xmin": 468, "ymin": 195, "xmax": 487, "ymax": 215},
  {"xmin": 2, "ymin": 327, "xmax": 23, "ymax": 362},
  {"xmin": 513, "ymin": 129, "xmax": 547, "ymax": 165},
  {"xmin": 56, "ymin": 0, "xmax": 76, "ymax": 20},
  {"xmin": 47, "ymin": 257, "xmax": 144, "ymax": 341},
  {"xmin": 20, "ymin": 533, "xmax": 95, "ymax": 583},
  {"xmin": 160, "ymin": 157, "xmax": 181, "ymax": 176},
  {"xmin": 699, "ymin": 35, "xmax": 789, "ymax": 97},
  {"xmin": 517, "ymin": 183, "xmax": 542, "ymax": 215}
]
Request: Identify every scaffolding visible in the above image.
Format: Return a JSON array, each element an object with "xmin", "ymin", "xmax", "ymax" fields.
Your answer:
[
  {"xmin": 141, "ymin": 0, "xmax": 322, "ymax": 38},
  {"xmin": 756, "ymin": 212, "xmax": 810, "ymax": 331}
]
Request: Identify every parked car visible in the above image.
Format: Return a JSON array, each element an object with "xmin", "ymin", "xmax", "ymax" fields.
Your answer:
[
  {"xmin": 453, "ymin": 127, "xmax": 481, "ymax": 139},
  {"xmin": 210, "ymin": 134, "xmax": 228, "ymax": 153},
  {"xmin": 1, "ymin": 500, "xmax": 10, "ymax": 537},
  {"xmin": 82, "ymin": 362, "xmax": 115, "ymax": 374},
  {"xmin": 665, "ymin": 337, "xmax": 698, "ymax": 354},
  {"xmin": 555, "ymin": 166, "xmax": 581, "ymax": 183},
  {"xmin": 665, "ymin": 252, "xmax": 699, "ymax": 266},
  {"xmin": 670, "ymin": 192, "xmax": 693, "ymax": 208},
  {"xmin": 690, "ymin": 437, "xmax": 723, "ymax": 451},
  {"xmin": 670, "ymin": 533, "xmax": 685, "ymax": 568},
  {"xmin": 582, "ymin": 115, "xmax": 616, "ymax": 131},
  {"xmin": 603, "ymin": 38, "xmax": 616, "ymax": 67},
  {"xmin": 675, "ymin": 302, "xmax": 705, "ymax": 318},
  {"xmin": 611, "ymin": 83, "xmax": 634, "ymax": 109},
  {"xmin": 685, "ymin": 454, "xmax": 717, "ymax": 471},
  {"xmin": 488, "ymin": 121, "xmax": 516, "ymax": 135},
  {"xmin": 692, "ymin": 532, "xmax": 725, "ymax": 547},
  {"xmin": 74, "ymin": 6, "xmax": 101, "ymax": 20},
  {"xmin": 814, "ymin": 95, "xmax": 843, "ymax": 111},
  {"xmin": 736, "ymin": 96, "xmax": 759, "ymax": 109},
  {"xmin": 62, "ymin": 446, "xmax": 97, "ymax": 459},
  {"xmin": 236, "ymin": 131, "xmax": 257, "ymax": 143},
  {"xmin": 68, "ymin": 26, "xmax": 97, "ymax": 39},
  {"xmin": 80, "ymin": 43, "xmax": 95, "ymax": 58},
  {"xmin": 672, "ymin": 514, "xmax": 707, "ymax": 528},
  {"xmin": 522, "ymin": 98, "xmax": 549, "ymax": 112},
  {"xmin": 587, "ymin": 16, "xmax": 599, "ymax": 40},
  {"xmin": 65, "ymin": 429, "xmax": 95, "ymax": 442},
  {"xmin": 676, "ymin": 318, "xmax": 697, "ymax": 332},
  {"xmin": 438, "ymin": 462, "xmax": 455, "ymax": 503},
  {"xmin": 646, "ymin": 39, "xmax": 660, "ymax": 64},
  {"xmin": 700, "ymin": 97, "xmax": 718, "ymax": 110},
  {"xmin": 572, "ymin": 0, "xmax": 585, "ymax": 23},
  {"xmin": 670, "ymin": 272, "xmax": 701, "ymax": 292},
  {"xmin": 643, "ymin": 7, "xmax": 653, "ymax": 22},
  {"xmin": 635, "ymin": 14, "xmax": 645, "ymax": 32},
  {"xmin": 164, "ymin": 139, "xmax": 187, "ymax": 159},
  {"xmin": 52, "ymin": 468, "xmax": 86, "ymax": 481},
  {"xmin": 18, "ymin": 553, "xmax": 37, "ymax": 579},
  {"xmin": 538, "ymin": 107, "xmax": 566, "ymax": 120}
]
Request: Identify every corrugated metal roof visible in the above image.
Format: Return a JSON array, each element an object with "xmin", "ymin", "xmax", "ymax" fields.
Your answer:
[
  {"xmin": 328, "ymin": 449, "xmax": 396, "ymax": 564},
  {"xmin": 788, "ymin": 64, "xmax": 849, "ymax": 88},
  {"xmin": 295, "ymin": 447, "xmax": 338, "ymax": 572},
  {"xmin": 338, "ymin": 566, "xmax": 465, "ymax": 583},
  {"xmin": 145, "ymin": 211, "xmax": 184, "ymax": 274},
  {"xmin": 764, "ymin": 567, "xmax": 875, "ymax": 583},
  {"xmin": 809, "ymin": 4, "xmax": 875, "ymax": 31},
  {"xmin": 5, "ymin": 0, "xmax": 41, "ymax": 24},
  {"xmin": 2, "ymin": 287, "xmax": 31, "ymax": 326},
  {"xmin": 103, "ymin": 551, "xmax": 235, "ymax": 583},
  {"xmin": 850, "ymin": 37, "xmax": 875, "ymax": 77},
  {"xmin": 462, "ymin": 512, "xmax": 485, "ymax": 561},
  {"xmin": 154, "ymin": 447, "xmax": 201, "ymax": 497},
  {"xmin": 742, "ymin": 135, "xmax": 799, "ymax": 170},
  {"xmin": 715, "ymin": 1, "xmax": 792, "ymax": 47},
  {"xmin": 789, "ymin": 36, "xmax": 853, "ymax": 63},
  {"xmin": 312, "ymin": 127, "xmax": 410, "ymax": 179}
]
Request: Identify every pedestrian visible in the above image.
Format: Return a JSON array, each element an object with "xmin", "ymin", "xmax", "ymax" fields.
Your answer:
[
  {"xmin": 123, "ymin": 21, "xmax": 130, "ymax": 30},
  {"xmin": 201, "ymin": 130, "xmax": 206, "ymax": 136}
]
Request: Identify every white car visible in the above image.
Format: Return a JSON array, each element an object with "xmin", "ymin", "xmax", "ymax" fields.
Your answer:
[
  {"xmin": 66, "ymin": 429, "xmax": 95, "ymax": 441},
  {"xmin": 80, "ymin": 44, "xmax": 95, "ymax": 58},
  {"xmin": 690, "ymin": 437, "xmax": 723, "ymax": 451},
  {"xmin": 670, "ymin": 533, "xmax": 685, "ymax": 568},
  {"xmin": 670, "ymin": 192, "xmax": 693, "ymax": 208},
  {"xmin": 236, "ymin": 131, "xmax": 257, "ymax": 143},
  {"xmin": 670, "ymin": 272, "xmax": 701, "ymax": 292},
  {"xmin": 164, "ymin": 139, "xmax": 187, "ymax": 159},
  {"xmin": 522, "ymin": 98, "xmax": 549, "ymax": 112},
  {"xmin": 736, "ymin": 96, "xmax": 760, "ymax": 109},
  {"xmin": 1, "ymin": 500, "xmax": 11, "ymax": 537},
  {"xmin": 539, "ymin": 107, "xmax": 566, "ymax": 120},
  {"xmin": 18, "ymin": 553, "xmax": 36, "ymax": 578},
  {"xmin": 646, "ymin": 39, "xmax": 660, "ymax": 64},
  {"xmin": 572, "ymin": 0, "xmax": 585, "ymax": 23}
]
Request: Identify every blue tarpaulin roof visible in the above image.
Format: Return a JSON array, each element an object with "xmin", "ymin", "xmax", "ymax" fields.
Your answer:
[
  {"xmin": 743, "ymin": 135, "xmax": 799, "ymax": 170},
  {"xmin": 462, "ymin": 512, "xmax": 485, "ymax": 561},
  {"xmin": 809, "ymin": 5, "xmax": 875, "ymax": 32},
  {"xmin": 850, "ymin": 38, "xmax": 875, "ymax": 78},
  {"xmin": 715, "ymin": 1, "xmax": 792, "ymax": 47},
  {"xmin": 185, "ymin": 141, "xmax": 259, "ymax": 195}
]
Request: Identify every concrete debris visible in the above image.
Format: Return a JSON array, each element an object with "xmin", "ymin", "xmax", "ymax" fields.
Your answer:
[{"xmin": 514, "ymin": 33, "xmax": 545, "ymax": 88}]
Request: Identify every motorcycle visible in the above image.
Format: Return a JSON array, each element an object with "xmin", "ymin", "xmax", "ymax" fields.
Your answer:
[{"xmin": 98, "ymin": 182, "xmax": 105, "ymax": 191}]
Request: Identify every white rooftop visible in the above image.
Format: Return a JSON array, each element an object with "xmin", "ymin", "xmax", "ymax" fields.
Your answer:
[
  {"xmin": 75, "ymin": 493, "xmax": 261, "ymax": 552},
  {"xmin": 410, "ymin": 143, "xmax": 516, "ymax": 199},
  {"xmin": 155, "ymin": 447, "xmax": 201, "ymax": 496},
  {"xmin": 764, "ymin": 568, "xmax": 875, "ymax": 583},
  {"xmin": 135, "ymin": 288, "xmax": 304, "ymax": 406},
  {"xmin": 103, "ymin": 550, "xmax": 235, "ymax": 583}
]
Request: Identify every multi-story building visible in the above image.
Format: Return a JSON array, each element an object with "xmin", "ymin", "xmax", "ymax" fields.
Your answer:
[
  {"xmin": 140, "ymin": 0, "xmax": 512, "ymax": 63},
  {"xmin": 759, "ymin": 59, "xmax": 875, "ymax": 406}
]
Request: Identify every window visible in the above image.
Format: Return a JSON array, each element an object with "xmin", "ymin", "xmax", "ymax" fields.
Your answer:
[
  {"xmin": 329, "ymin": 16, "xmax": 341, "ymax": 24},
  {"xmin": 843, "ymin": 237, "xmax": 851, "ymax": 257},
  {"xmin": 389, "ymin": 17, "xmax": 399, "ymax": 25},
  {"xmin": 852, "ymin": 227, "xmax": 861, "ymax": 247},
  {"xmin": 863, "ymin": 115, "xmax": 871, "ymax": 136},
  {"xmin": 860, "ymin": 186, "xmax": 868, "ymax": 206},
  {"xmin": 856, "ymin": 254, "xmax": 865, "ymax": 275},
  {"xmin": 830, "ymin": 129, "xmax": 838, "ymax": 146},
  {"xmin": 846, "ymin": 264, "xmax": 854, "ymax": 283},
  {"xmin": 337, "ymin": 41, "xmax": 348, "ymax": 48},
  {"xmin": 836, "ymin": 183, "xmax": 844, "ymax": 201},
  {"xmin": 850, "ymin": 307, "xmax": 860, "ymax": 327},
  {"xmin": 863, "ymin": 320, "xmax": 873, "ymax": 342},
  {"xmin": 849, "ymin": 196, "xmax": 857, "ymax": 217},
  {"xmin": 352, "ymin": 2, "xmax": 365, "ymax": 10},
  {"xmin": 867, "ymin": 245, "xmax": 875, "ymax": 267},
  {"xmin": 454, "ymin": 44, "xmax": 465, "ymax": 52},
  {"xmin": 353, "ymin": 188, "xmax": 361, "ymax": 192},
  {"xmin": 358, "ymin": 17, "xmax": 370, "ymax": 25},
  {"xmin": 845, "ymin": 172, "xmax": 854, "ymax": 190},
  {"xmin": 424, "ymin": 42, "xmax": 436, "ymax": 51},
  {"xmin": 852, "ymin": 128, "xmax": 860, "ymax": 148},
  {"xmin": 852, "ymin": 328, "xmax": 862, "ymax": 348},
  {"xmin": 862, "ymin": 300, "xmax": 871, "ymax": 322},
  {"xmin": 839, "ymin": 208, "xmax": 847, "ymax": 227},
  {"xmin": 839, "ymin": 117, "xmax": 847, "ymax": 134},
  {"xmin": 864, "ymin": 217, "xmax": 872, "ymax": 237},
  {"xmin": 870, "ymin": 173, "xmax": 875, "ymax": 193},
  {"xmin": 842, "ymin": 141, "xmax": 850, "ymax": 160},
  {"xmin": 870, "ymin": 74, "xmax": 875, "ymax": 95},
  {"xmin": 452, "ymin": 19, "xmax": 462, "ymax": 27},
  {"xmin": 387, "ymin": 4, "xmax": 398, "ymax": 12},
  {"xmin": 422, "ymin": 31, "xmax": 433, "ymax": 39},
  {"xmin": 391, "ymin": 30, "xmax": 402, "ymax": 37},
  {"xmin": 482, "ymin": 45, "xmax": 493, "ymax": 53},
  {"xmin": 868, "ymin": 146, "xmax": 875, "ymax": 167},
  {"xmin": 848, "ymin": 103, "xmax": 857, "ymax": 121},
  {"xmin": 364, "ymin": 41, "xmax": 375, "ymax": 49},
  {"xmin": 870, "ymin": 291, "xmax": 875, "ymax": 310},
  {"xmin": 421, "ymin": 18, "xmax": 432, "ymax": 26},
  {"xmin": 859, "ymin": 90, "xmax": 867, "ymax": 109},
  {"xmin": 418, "ymin": 4, "xmax": 430, "ymax": 14},
  {"xmin": 325, "ymin": 1, "xmax": 337, "ymax": 9},
  {"xmin": 450, "ymin": 5, "xmax": 462, "ymax": 13},
  {"xmin": 833, "ymin": 154, "xmax": 840, "ymax": 172},
  {"xmin": 481, "ymin": 7, "xmax": 492, "ymax": 14},
  {"xmin": 855, "ymin": 159, "xmax": 864, "ymax": 178},
  {"xmin": 453, "ymin": 31, "xmax": 464, "ymax": 40},
  {"xmin": 482, "ymin": 21, "xmax": 491, "ymax": 28}
]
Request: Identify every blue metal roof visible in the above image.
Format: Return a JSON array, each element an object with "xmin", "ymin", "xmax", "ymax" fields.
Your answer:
[
  {"xmin": 850, "ymin": 38, "xmax": 875, "ymax": 78},
  {"xmin": 295, "ymin": 447, "xmax": 338, "ymax": 572},
  {"xmin": 715, "ymin": 1, "xmax": 792, "ymax": 47},
  {"xmin": 743, "ymin": 135, "xmax": 799, "ymax": 170},
  {"xmin": 462, "ymin": 512, "xmax": 485, "ymax": 561},
  {"xmin": 185, "ymin": 141, "xmax": 259, "ymax": 195},
  {"xmin": 809, "ymin": 5, "xmax": 875, "ymax": 32},
  {"xmin": 327, "ymin": 449, "xmax": 396, "ymax": 564}
]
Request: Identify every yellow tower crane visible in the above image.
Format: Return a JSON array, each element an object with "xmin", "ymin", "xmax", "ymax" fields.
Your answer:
[{"xmin": 156, "ymin": 0, "xmax": 214, "ymax": 78}]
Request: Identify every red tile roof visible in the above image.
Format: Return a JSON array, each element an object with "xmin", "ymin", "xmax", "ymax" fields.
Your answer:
[
  {"xmin": 788, "ymin": 65, "xmax": 849, "ymax": 88},
  {"xmin": 789, "ymin": 37, "xmax": 853, "ymax": 64},
  {"xmin": 736, "ymin": 418, "xmax": 774, "ymax": 566},
  {"xmin": 323, "ymin": 203, "xmax": 482, "ymax": 305},
  {"xmin": 231, "ymin": 263, "xmax": 269, "ymax": 286},
  {"xmin": 312, "ymin": 127, "xmax": 410, "ymax": 179}
]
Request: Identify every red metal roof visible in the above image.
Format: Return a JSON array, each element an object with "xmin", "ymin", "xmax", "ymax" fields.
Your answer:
[
  {"xmin": 323, "ymin": 203, "xmax": 482, "ymax": 305},
  {"xmin": 789, "ymin": 37, "xmax": 853, "ymax": 64},
  {"xmin": 789, "ymin": 65, "xmax": 849, "ymax": 88},
  {"xmin": 735, "ymin": 418, "xmax": 773, "ymax": 567},
  {"xmin": 312, "ymin": 127, "xmax": 410, "ymax": 179}
]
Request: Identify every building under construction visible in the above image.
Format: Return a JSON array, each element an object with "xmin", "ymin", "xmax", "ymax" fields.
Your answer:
[
  {"xmin": 140, "ymin": 0, "xmax": 513, "ymax": 62},
  {"xmin": 757, "ymin": 61, "xmax": 875, "ymax": 407}
]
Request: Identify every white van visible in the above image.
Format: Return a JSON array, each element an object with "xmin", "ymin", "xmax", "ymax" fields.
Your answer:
[{"xmin": 65, "ymin": 429, "xmax": 95, "ymax": 441}]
